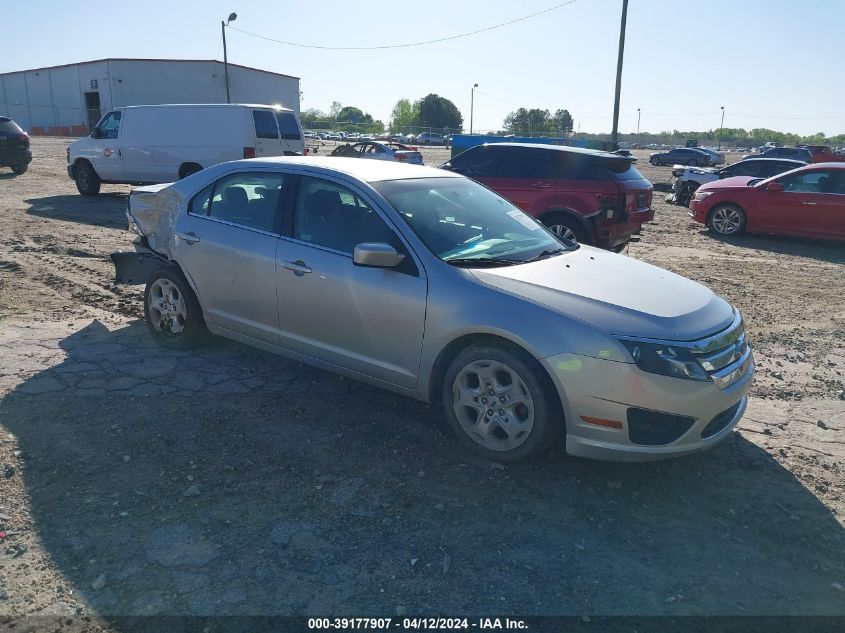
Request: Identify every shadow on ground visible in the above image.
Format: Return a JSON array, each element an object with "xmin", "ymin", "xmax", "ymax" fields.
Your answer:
[
  {"xmin": 2, "ymin": 320, "xmax": 844, "ymax": 617},
  {"xmin": 698, "ymin": 229, "xmax": 845, "ymax": 264},
  {"xmin": 26, "ymin": 194, "xmax": 128, "ymax": 230}
]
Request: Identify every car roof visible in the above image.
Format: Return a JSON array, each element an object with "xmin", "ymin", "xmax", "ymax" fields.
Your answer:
[
  {"xmin": 116, "ymin": 103, "xmax": 294, "ymax": 112},
  {"xmin": 482, "ymin": 142, "xmax": 627, "ymax": 159},
  {"xmin": 238, "ymin": 156, "xmax": 457, "ymax": 182},
  {"xmin": 739, "ymin": 157, "xmax": 806, "ymax": 163}
]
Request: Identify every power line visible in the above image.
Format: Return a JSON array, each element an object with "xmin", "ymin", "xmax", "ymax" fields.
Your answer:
[{"xmin": 228, "ymin": 0, "xmax": 580, "ymax": 50}]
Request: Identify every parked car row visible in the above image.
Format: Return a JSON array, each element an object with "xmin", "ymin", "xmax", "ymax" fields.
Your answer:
[{"xmin": 330, "ymin": 141, "xmax": 424, "ymax": 165}]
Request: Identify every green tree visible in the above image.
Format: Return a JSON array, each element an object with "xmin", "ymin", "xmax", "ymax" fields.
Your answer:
[
  {"xmin": 553, "ymin": 109, "xmax": 574, "ymax": 136},
  {"xmin": 329, "ymin": 101, "xmax": 343, "ymax": 121},
  {"xmin": 335, "ymin": 106, "xmax": 374, "ymax": 132},
  {"xmin": 390, "ymin": 98, "xmax": 420, "ymax": 130},
  {"xmin": 300, "ymin": 108, "xmax": 328, "ymax": 129},
  {"xmin": 415, "ymin": 94, "xmax": 463, "ymax": 131}
]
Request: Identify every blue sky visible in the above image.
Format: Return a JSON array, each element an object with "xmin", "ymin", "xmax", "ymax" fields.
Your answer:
[{"xmin": 5, "ymin": 0, "xmax": 845, "ymax": 135}]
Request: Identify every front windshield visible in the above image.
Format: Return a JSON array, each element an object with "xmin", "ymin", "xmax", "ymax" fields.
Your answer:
[{"xmin": 373, "ymin": 177, "xmax": 574, "ymax": 266}]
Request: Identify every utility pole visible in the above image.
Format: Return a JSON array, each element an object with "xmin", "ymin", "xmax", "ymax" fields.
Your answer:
[
  {"xmin": 637, "ymin": 107, "xmax": 641, "ymax": 136},
  {"xmin": 470, "ymin": 83, "xmax": 478, "ymax": 135},
  {"xmin": 222, "ymin": 12, "xmax": 237, "ymax": 103},
  {"xmin": 717, "ymin": 106, "xmax": 725, "ymax": 151},
  {"xmin": 610, "ymin": 0, "xmax": 628, "ymax": 146}
]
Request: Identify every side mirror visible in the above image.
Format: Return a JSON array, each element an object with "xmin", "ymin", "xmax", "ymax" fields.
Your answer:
[
  {"xmin": 353, "ymin": 243, "xmax": 405, "ymax": 268},
  {"xmin": 765, "ymin": 181, "xmax": 784, "ymax": 192},
  {"xmin": 90, "ymin": 127, "xmax": 101, "ymax": 139}
]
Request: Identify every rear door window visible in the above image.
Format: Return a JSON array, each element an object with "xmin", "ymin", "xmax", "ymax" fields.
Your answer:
[
  {"xmin": 495, "ymin": 147, "xmax": 552, "ymax": 179},
  {"xmin": 252, "ymin": 110, "xmax": 280, "ymax": 139},
  {"xmin": 275, "ymin": 112, "xmax": 302, "ymax": 140},
  {"xmin": 190, "ymin": 172, "xmax": 288, "ymax": 233}
]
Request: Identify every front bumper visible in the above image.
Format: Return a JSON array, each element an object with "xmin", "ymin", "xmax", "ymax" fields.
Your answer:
[
  {"xmin": 687, "ymin": 198, "xmax": 711, "ymax": 223},
  {"xmin": 542, "ymin": 349, "xmax": 754, "ymax": 462}
]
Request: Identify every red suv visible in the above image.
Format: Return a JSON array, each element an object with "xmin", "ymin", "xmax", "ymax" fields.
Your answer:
[
  {"xmin": 689, "ymin": 163, "xmax": 845, "ymax": 241},
  {"xmin": 441, "ymin": 143, "xmax": 654, "ymax": 250}
]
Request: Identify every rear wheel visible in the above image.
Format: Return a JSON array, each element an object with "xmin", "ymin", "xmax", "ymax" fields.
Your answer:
[
  {"xmin": 11, "ymin": 163, "xmax": 27, "ymax": 175},
  {"xmin": 442, "ymin": 345, "xmax": 558, "ymax": 462},
  {"xmin": 687, "ymin": 159, "xmax": 699, "ymax": 166},
  {"xmin": 543, "ymin": 213, "xmax": 589, "ymax": 244},
  {"xmin": 650, "ymin": 157, "xmax": 660, "ymax": 166},
  {"xmin": 144, "ymin": 268, "xmax": 208, "ymax": 349},
  {"xmin": 74, "ymin": 162, "xmax": 101, "ymax": 196},
  {"xmin": 709, "ymin": 204, "xmax": 746, "ymax": 236}
]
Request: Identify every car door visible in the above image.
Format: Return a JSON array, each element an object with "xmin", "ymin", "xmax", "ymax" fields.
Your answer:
[
  {"xmin": 486, "ymin": 147, "xmax": 556, "ymax": 216},
  {"xmin": 275, "ymin": 174, "xmax": 427, "ymax": 388},
  {"xmin": 173, "ymin": 170, "xmax": 289, "ymax": 344},
  {"xmin": 252, "ymin": 109, "xmax": 283, "ymax": 157},
  {"xmin": 89, "ymin": 111, "xmax": 125, "ymax": 181},
  {"xmin": 756, "ymin": 169, "xmax": 833, "ymax": 237}
]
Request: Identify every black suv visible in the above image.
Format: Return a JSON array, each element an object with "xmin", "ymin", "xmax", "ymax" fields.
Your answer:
[
  {"xmin": 0, "ymin": 117, "xmax": 32, "ymax": 175},
  {"xmin": 649, "ymin": 147, "xmax": 712, "ymax": 166}
]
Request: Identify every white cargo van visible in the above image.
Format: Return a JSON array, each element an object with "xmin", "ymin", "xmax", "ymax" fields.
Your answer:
[{"xmin": 67, "ymin": 104, "xmax": 304, "ymax": 195}]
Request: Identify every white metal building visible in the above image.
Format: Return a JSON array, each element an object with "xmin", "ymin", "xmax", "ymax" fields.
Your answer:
[{"xmin": 0, "ymin": 58, "xmax": 300, "ymax": 134}]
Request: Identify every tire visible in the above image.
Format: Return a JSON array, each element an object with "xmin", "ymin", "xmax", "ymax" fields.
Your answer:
[
  {"xmin": 708, "ymin": 204, "xmax": 746, "ymax": 236},
  {"xmin": 687, "ymin": 159, "xmax": 699, "ymax": 166},
  {"xmin": 543, "ymin": 213, "xmax": 590, "ymax": 244},
  {"xmin": 143, "ymin": 267, "xmax": 208, "ymax": 349},
  {"xmin": 11, "ymin": 163, "xmax": 28, "ymax": 175},
  {"xmin": 74, "ymin": 162, "xmax": 101, "ymax": 196},
  {"xmin": 179, "ymin": 163, "xmax": 202, "ymax": 179},
  {"xmin": 650, "ymin": 157, "xmax": 659, "ymax": 166},
  {"xmin": 679, "ymin": 182, "xmax": 699, "ymax": 207},
  {"xmin": 442, "ymin": 345, "xmax": 559, "ymax": 462}
]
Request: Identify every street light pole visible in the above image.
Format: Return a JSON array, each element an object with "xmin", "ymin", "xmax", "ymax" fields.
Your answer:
[
  {"xmin": 637, "ymin": 108, "xmax": 641, "ymax": 136},
  {"xmin": 470, "ymin": 83, "xmax": 478, "ymax": 135},
  {"xmin": 222, "ymin": 12, "xmax": 237, "ymax": 104},
  {"xmin": 717, "ymin": 106, "xmax": 725, "ymax": 151},
  {"xmin": 610, "ymin": 0, "xmax": 629, "ymax": 146}
]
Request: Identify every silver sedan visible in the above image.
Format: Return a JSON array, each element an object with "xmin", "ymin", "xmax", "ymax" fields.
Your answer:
[{"xmin": 115, "ymin": 157, "xmax": 754, "ymax": 462}]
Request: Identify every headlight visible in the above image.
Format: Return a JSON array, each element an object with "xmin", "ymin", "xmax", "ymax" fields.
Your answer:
[
  {"xmin": 693, "ymin": 191, "xmax": 714, "ymax": 201},
  {"xmin": 620, "ymin": 340, "xmax": 710, "ymax": 382}
]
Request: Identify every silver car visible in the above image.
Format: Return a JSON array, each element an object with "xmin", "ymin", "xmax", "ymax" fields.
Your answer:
[{"xmin": 114, "ymin": 157, "xmax": 754, "ymax": 462}]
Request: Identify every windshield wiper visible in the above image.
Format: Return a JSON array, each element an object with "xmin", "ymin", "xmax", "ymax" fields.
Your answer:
[
  {"xmin": 445, "ymin": 257, "xmax": 522, "ymax": 268},
  {"xmin": 520, "ymin": 248, "xmax": 566, "ymax": 263}
]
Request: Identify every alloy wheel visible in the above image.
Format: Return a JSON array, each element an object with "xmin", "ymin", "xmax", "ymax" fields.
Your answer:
[
  {"xmin": 548, "ymin": 224, "xmax": 578, "ymax": 242},
  {"xmin": 148, "ymin": 278, "xmax": 187, "ymax": 336},
  {"xmin": 711, "ymin": 207, "xmax": 743, "ymax": 235},
  {"xmin": 451, "ymin": 359, "xmax": 535, "ymax": 452}
]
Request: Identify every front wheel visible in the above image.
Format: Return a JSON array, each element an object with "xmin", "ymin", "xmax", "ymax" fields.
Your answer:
[
  {"xmin": 442, "ymin": 345, "xmax": 558, "ymax": 462},
  {"xmin": 74, "ymin": 162, "xmax": 101, "ymax": 196},
  {"xmin": 709, "ymin": 204, "xmax": 746, "ymax": 236},
  {"xmin": 144, "ymin": 268, "xmax": 208, "ymax": 349},
  {"xmin": 687, "ymin": 159, "xmax": 699, "ymax": 166},
  {"xmin": 11, "ymin": 163, "xmax": 28, "ymax": 175},
  {"xmin": 650, "ymin": 157, "xmax": 660, "ymax": 166}
]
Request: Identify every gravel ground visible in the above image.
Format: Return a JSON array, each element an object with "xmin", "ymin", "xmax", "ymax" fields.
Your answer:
[{"xmin": 0, "ymin": 139, "xmax": 843, "ymax": 627}]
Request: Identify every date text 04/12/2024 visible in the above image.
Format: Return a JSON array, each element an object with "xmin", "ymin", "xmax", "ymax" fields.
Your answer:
[{"xmin": 307, "ymin": 618, "xmax": 528, "ymax": 630}]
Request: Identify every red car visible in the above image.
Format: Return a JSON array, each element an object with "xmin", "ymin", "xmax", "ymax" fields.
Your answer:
[
  {"xmin": 689, "ymin": 162, "xmax": 845, "ymax": 241},
  {"xmin": 797, "ymin": 144, "xmax": 845, "ymax": 164},
  {"xmin": 442, "ymin": 143, "xmax": 654, "ymax": 250}
]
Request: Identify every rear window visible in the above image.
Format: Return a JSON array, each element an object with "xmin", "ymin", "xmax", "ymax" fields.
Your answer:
[
  {"xmin": 601, "ymin": 159, "xmax": 646, "ymax": 181},
  {"xmin": 275, "ymin": 112, "xmax": 302, "ymax": 140},
  {"xmin": 0, "ymin": 119, "xmax": 24, "ymax": 134},
  {"xmin": 252, "ymin": 110, "xmax": 279, "ymax": 139}
]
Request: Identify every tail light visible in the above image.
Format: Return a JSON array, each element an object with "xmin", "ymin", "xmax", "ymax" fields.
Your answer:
[
  {"xmin": 395, "ymin": 153, "xmax": 408, "ymax": 161},
  {"xmin": 243, "ymin": 147, "xmax": 256, "ymax": 159},
  {"xmin": 409, "ymin": 146, "xmax": 418, "ymax": 151},
  {"xmin": 304, "ymin": 147, "xmax": 310, "ymax": 155}
]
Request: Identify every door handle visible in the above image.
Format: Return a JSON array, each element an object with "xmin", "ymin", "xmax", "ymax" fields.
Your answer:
[
  {"xmin": 531, "ymin": 182, "xmax": 552, "ymax": 189},
  {"xmin": 176, "ymin": 231, "xmax": 200, "ymax": 244},
  {"xmin": 282, "ymin": 259, "xmax": 312, "ymax": 275}
]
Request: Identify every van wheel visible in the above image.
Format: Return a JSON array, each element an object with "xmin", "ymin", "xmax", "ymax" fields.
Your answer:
[
  {"xmin": 442, "ymin": 345, "xmax": 557, "ymax": 462},
  {"xmin": 11, "ymin": 164, "xmax": 28, "ymax": 175},
  {"xmin": 144, "ymin": 268, "xmax": 208, "ymax": 349},
  {"xmin": 75, "ymin": 162, "xmax": 101, "ymax": 196},
  {"xmin": 543, "ymin": 213, "xmax": 589, "ymax": 244},
  {"xmin": 179, "ymin": 163, "xmax": 203, "ymax": 179}
]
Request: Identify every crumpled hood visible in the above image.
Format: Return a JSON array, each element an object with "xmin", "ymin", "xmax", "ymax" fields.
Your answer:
[
  {"xmin": 699, "ymin": 176, "xmax": 756, "ymax": 191},
  {"xmin": 469, "ymin": 246, "xmax": 735, "ymax": 341},
  {"xmin": 127, "ymin": 183, "xmax": 185, "ymax": 259}
]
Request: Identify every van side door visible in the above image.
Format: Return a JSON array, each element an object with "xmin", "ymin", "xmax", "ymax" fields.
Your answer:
[{"xmin": 251, "ymin": 109, "xmax": 283, "ymax": 157}]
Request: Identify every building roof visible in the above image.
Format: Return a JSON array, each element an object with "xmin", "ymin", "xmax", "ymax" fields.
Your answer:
[{"xmin": 0, "ymin": 58, "xmax": 299, "ymax": 80}]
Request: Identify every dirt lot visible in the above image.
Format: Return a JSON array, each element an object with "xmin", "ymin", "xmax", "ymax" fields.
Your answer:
[{"xmin": 0, "ymin": 138, "xmax": 844, "ymax": 626}]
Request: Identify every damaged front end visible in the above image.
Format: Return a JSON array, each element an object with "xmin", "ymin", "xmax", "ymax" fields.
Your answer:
[{"xmin": 112, "ymin": 183, "xmax": 185, "ymax": 284}]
